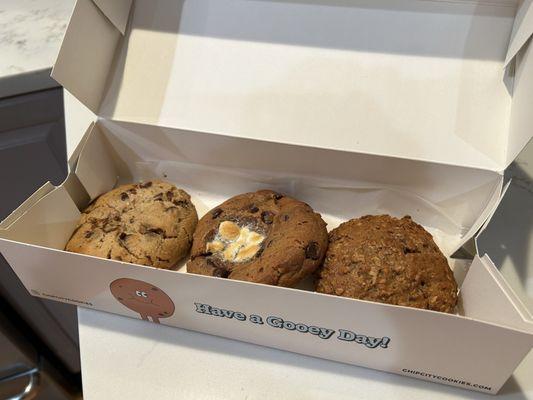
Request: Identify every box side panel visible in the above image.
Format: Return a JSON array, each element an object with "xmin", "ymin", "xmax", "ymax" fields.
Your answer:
[
  {"xmin": 100, "ymin": 0, "xmax": 515, "ymax": 170},
  {"xmin": 62, "ymin": 172, "xmax": 91, "ymax": 212},
  {"xmin": 51, "ymin": 0, "xmax": 121, "ymax": 113},
  {"xmin": 74, "ymin": 123, "xmax": 118, "ymax": 199},
  {"xmin": 64, "ymin": 93, "xmax": 96, "ymax": 168},
  {"xmin": 461, "ymin": 256, "xmax": 533, "ymax": 330},
  {"xmin": 0, "ymin": 187, "xmax": 80, "ymax": 249},
  {"xmin": 505, "ymin": 0, "xmax": 533, "ymax": 65},
  {"xmin": 6, "ymin": 117, "xmax": 502, "ymax": 258},
  {"xmin": 0, "ymin": 182, "xmax": 55, "ymax": 229},
  {"xmin": 100, "ymin": 120, "xmax": 502, "ymax": 255},
  {"xmin": 477, "ymin": 179, "xmax": 511, "ymax": 237},
  {"xmin": 475, "ymin": 171, "xmax": 533, "ymax": 315},
  {"xmin": 507, "ymin": 40, "xmax": 533, "ymax": 166},
  {"xmin": 0, "ymin": 241, "xmax": 531, "ymax": 394},
  {"xmin": 449, "ymin": 174, "xmax": 503, "ymax": 255}
]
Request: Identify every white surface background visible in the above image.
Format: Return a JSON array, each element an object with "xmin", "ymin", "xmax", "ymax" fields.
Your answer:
[{"xmin": 78, "ymin": 307, "xmax": 533, "ymax": 400}]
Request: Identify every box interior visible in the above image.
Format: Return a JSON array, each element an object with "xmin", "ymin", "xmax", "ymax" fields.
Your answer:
[
  {"xmin": 11, "ymin": 0, "xmax": 533, "ymax": 324},
  {"xmin": 2, "ymin": 66, "xmax": 533, "ymax": 394},
  {"xmin": 1, "ymin": 119, "xmax": 509, "ymax": 309},
  {"xmin": 90, "ymin": 120, "xmax": 505, "ymax": 254}
]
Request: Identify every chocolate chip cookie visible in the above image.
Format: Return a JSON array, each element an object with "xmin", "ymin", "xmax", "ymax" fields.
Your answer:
[
  {"xmin": 187, "ymin": 190, "xmax": 328, "ymax": 287},
  {"xmin": 316, "ymin": 215, "xmax": 457, "ymax": 313},
  {"xmin": 65, "ymin": 180, "xmax": 198, "ymax": 269}
]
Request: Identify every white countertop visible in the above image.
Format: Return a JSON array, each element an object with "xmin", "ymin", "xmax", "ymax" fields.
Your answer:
[
  {"xmin": 0, "ymin": 0, "xmax": 74, "ymax": 97},
  {"xmin": 78, "ymin": 307, "xmax": 533, "ymax": 400}
]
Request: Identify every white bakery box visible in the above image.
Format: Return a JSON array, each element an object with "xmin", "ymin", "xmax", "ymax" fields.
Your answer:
[{"xmin": 2, "ymin": 0, "xmax": 533, "ymax": 394}]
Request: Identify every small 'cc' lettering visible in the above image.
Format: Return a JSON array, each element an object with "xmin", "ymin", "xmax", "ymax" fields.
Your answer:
[{"xmin": 135, "ymin": 291, "xmax": 148, "ymax": 298}]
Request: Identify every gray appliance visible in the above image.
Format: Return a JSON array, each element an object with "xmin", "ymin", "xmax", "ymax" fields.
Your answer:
[{"xmin": 0, "ymin": 87, "xmax": 81, "ymax": 399}]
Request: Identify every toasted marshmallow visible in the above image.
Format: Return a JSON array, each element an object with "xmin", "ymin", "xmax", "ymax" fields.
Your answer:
[{"xmin": 206, "ymin": 221, "xmax": 265, "ymax": 262}]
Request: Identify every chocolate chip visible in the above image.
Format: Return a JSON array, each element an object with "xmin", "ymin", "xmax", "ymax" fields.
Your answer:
[
  {"xmin": 282, "ymin": 214, "xmax": 289, "ymax": 221},
  {"xmin": 153, "ymin": 193, "xmax": 163, "ymax": 201},
  {"xmin": 173, "ymin": 199, "xmax": 189, "ymax": 208},
  {"xmin": 166, "ymin": 191, "xmax": 174, "ymax": 200},
  {"xmin": 261, "ymin": 211, "xmax": 274, "ymax": 224},
  {"xmin": 84, "ymin": 231, "xmax": 93, "ymax": 238},
  {"xmin": 148, "ymin": 228, "xmax": 164, "ymax": 235},
  {"xmin": 274, "ymin": 193, "xmax": 283, "ymax": 200},
  {"xmin": 249, "ymin": 204, "xmax": 259, "ymax": 213},
  {"xmin": 212, "ymin": 208, "xmax": 222, "ymax": 219},
  {"xmin": 213, "ymin": 268, "xmax": 230, "ymax": 278},
  {"xmin": 103, "ymin": 225, "xmax": 118, "ymax": 233},
  {"xmin": 206, "ymin": 257, "xmax": 229, "ymax": 278},
  {"xmin": 305, "ymin": 242, "xmax": 320, "ymax": 260},
  {"xmin": 403, "ymin": 247, "xmax": 419, "ymax": 254},
  {"xmin": 69, "ymin": 224, "xmax": 84, "ymax": 238},
  {"xmin": 120, "ymin": 192, "xmax": 129, "ymax": 201},
  {"xmin": 119, "ymin": 232, "xmax": 128, "ymax": 240},
  {"xmin": 128, "ymin": 188, "xmax": 137, "ymax": 194},
  {"xmin": 140, "ymin": 181, "xmax": 152, "ymax": 188}
]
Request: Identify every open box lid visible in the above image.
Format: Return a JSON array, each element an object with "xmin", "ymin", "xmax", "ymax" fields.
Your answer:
[{"xmin": 52, "ymin": 0, "xmax": 533, "ymax": 172}]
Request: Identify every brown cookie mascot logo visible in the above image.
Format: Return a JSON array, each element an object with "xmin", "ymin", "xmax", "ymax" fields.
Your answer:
[{"xmin": 110, "ymin": 278, "xmax": 175, "ymax": 324}]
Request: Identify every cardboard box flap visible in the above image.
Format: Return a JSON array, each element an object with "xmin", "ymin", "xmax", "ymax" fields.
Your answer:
[
  {"xmin": 0, "ymin": 186, "xmax": 80, "ymax": 250},
  {"xmin": 475, "ymin": 175, "xmax": 533, "ymax": 318},
  {"xmin": 475, "ymin": 179, "xmax": 512, "ymax": 241},
  {"xmin": 51, "ymin": 0, "xmax": 122, "ymax": 114},
  {"xmin": 0, "ymin": 182, "xmax": 55, "ymax": 230},
  {"xmin": 449, "ymin": 176, "xmax": 504, "ymax": 256},
  {"xmin": 74, "ymin": 123, "xmax": 119, "ymax": 200},
  {"xmin": 92, "ymin": 0, "xmax": 132, "ymax": 35},
  {"xmin": 55, "ymin": 0, "xmax": 527, "ymax": 171},
  {"xmin": 504, "ymin": 0, "xmax": 533, "ymax": 66},
  {"xmin": 461, "ymin": 255, "xmax": 533, "ymax": 333},
  {"xmin": 67, "ymin": 121, "xmax": 95, "ymax": 171},
  {"xmin": 507, "ymin": 39, "xmax": 533, "ymax": 167}
]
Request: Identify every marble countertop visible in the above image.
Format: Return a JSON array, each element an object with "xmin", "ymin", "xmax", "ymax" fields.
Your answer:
[{"xmin": 0, "ymin": 0, "xmax": 74, "ymax": 97}]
